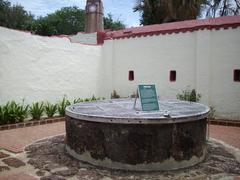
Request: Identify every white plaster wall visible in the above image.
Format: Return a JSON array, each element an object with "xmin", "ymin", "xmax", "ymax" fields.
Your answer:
[
  {"xmin": 209, "ymin": 28, "xmax": 240, "ymax": 120},
  {"xmin": 0, "ymin": 27, "xmax": 101, "ymax": 104},
  {"xmin": 97, "ymin": 40, "xmax": 114, "ymax": 98},
  {"xmin": 0, "ymin": 25, "xmax": 239, "ymax": 120},
  {"xmin": 101, "ymin": 27, "xmax": 240, "ymax": 120},
  {"xmin": 101, "ymin": 32, "xmax": 197, "ymax": 99}
]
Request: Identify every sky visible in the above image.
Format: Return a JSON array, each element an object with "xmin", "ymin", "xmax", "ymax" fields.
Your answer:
[{"xmin": 8, "ymin": 0, "xmax": 141, "ymax": 27}]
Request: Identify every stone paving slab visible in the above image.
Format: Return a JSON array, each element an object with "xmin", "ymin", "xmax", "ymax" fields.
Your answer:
[
  {"xmin": 2, "ymin": 158, "xmax": 25, "ymax": 168},
  {"xmin": 24, "ymin": 135, "xmax": 240, "ymax": 180}
]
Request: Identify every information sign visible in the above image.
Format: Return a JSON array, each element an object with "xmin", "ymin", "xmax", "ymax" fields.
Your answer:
[{"xmin": 138, "ymin": 85, "xmax": 159, "ymax": 111}]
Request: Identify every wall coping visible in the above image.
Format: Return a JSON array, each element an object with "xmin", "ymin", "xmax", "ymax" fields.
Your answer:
[{"xmin": 105, "ymin": 16, "xmax": 240, "ymax": 40}]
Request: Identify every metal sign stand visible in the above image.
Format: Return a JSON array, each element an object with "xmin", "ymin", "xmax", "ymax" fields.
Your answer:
[{"xmin": 133, "ymin": 89, "xmax": 139, "ymax": 110}]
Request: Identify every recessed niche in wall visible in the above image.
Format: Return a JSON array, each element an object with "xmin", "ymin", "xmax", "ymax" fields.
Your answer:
[
  {"xmin": 129, "ymin": 70, "xmax": 134, "ymax": 81},
  {"xmin": 170, "ymin": 70, "xmax": 176, "ymax": 82},
  {"xmin": 234, "ymin": 69, "xmax": 240, "ymax": 82}
]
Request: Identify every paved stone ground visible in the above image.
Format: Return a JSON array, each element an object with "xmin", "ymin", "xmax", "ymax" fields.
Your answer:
[
  {"xmin": 0, "ymin": 122, "xmax": 239, "ymax": 180},
  {"xmin": 24, "ymin": 135, "xmax": 240, "ymax": 180}
]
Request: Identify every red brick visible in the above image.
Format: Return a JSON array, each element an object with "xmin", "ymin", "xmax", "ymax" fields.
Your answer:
[
  {"xmin": 25, "ymin": 122, "xmax": 33, "ymax": 127},
  {"xmin": 17, "ymin": 123, "xmax": 25, "ymax": 128}
]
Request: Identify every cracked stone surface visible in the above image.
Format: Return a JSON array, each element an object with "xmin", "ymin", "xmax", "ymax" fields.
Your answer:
[
  {"xmin": 2, "ymin": 157, "xmax": 26, "ymax": 168},
  {"xmin": 25, "ymin": 135, "xmax": 240, "ymax": 180}
]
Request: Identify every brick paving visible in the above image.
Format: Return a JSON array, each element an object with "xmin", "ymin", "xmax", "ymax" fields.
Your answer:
[
  {"xmin": 209, "ymin": 124, "xmax": 240, "ymax": 149},
  {"xmin": 0, "ymin": 122, "xmax": 65, "ymax": 153}
]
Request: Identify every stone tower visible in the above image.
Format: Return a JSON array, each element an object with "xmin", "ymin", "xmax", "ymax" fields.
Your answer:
[{"xmin": 85, "ymin": 0, "xmax": 104, "ymax": 33}]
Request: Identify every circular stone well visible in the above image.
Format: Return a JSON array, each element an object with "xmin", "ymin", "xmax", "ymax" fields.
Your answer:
[{"xmin": 65, "ymin": 99, "xmax": 210, "ymax": 171}]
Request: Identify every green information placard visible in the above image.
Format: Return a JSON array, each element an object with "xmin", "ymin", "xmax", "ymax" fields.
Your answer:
[{"xmin": 138, "ymin": 85, "xmax": 159, "ymax": 111}]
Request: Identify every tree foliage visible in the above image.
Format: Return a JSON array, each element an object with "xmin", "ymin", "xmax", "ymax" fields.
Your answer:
[
  {"xmin": 104, "ymin": 13, "xmax": 125, "ymax": 30},
  {"xmin": 0, "ymin": 0, "xmax": 34, "ymax": 30},
  {"xmin": 31, "ymin": 7, "xmax": 85, "ymax": 36},
  {"xmin": 133, "ymin": 0, "xmax": 205, "ymax": 25},
  {"xmin": 134, "ymin": 0, "xmax": 240, "ymax": 25},
  {"xmin": 0, "ymin": 0, "xmax": 125, "ymax": 36},
  {"xmin": 202, "ymin": 0, "xmax": 240, "ymax": 18}
]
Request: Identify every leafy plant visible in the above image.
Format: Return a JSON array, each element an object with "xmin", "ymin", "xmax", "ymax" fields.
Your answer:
[
  {"xmin": 111, "ymin": 90, "xmax": 120, "ymax": 99},
  {"xmin": 0, "ymin": 105, "xmax": 7, "ymax": 125},
  {"xmin": 29, "ymin": 102, "xmax": 44, "ymax": 120},
  {"xmin": 209, "ymin": 106, "xmax": 216, "ymax": 119},
  {"xmin": 13, "ymin": 101, "xmax": 29, "ymax": 123},
  {"xmin": 177, "ymin": 88, "xmax": 201, "ymax": 102},
  {"xmin": 91, "ymin": 95, "xmax": 97, "ymax": 101},
  {"xmin": 58, "ymin": 97, "xmax": 71, "ymax": 116},
  {"xmin": 84, "ymin": 98, "xmax": 90, "ymax": 102},
  {"xmin": 73, "ymin": 98, "xmax": 84, "ymax": 104},
  {"xmin": 45, "ymin": 102, "xmax": 57, "ymax": 118},
  {"xmin": 0, "ymin": 101, "xmax": 28, "ymax": 124}
]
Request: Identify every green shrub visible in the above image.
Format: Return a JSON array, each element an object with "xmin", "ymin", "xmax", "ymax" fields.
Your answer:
[
  {"xmin": 0, "ymin": 101, "xmax": 28, "ymax": 125},
  {"xmin": 209, "ymin": 106, "xmax": 216, "ymax": 119},
  {"xmin": 91, "ymin": 95, "xmax": 97, "ymax": 101},
  {"xmin": 13, "ymin": 101, "xmax": 29, "ymax": 123},
  {"xmin": 73, "ymin": 98, "xmax": 84, "ymax": 104},
  {"xmin": 45, "ymin": 102, "xmax": 57, "ymax": 118},
  {"xmin": 177, "ymin": 88, "xmax": 201, "ymax": 102},
  {"xmin": 0, "ymin": 105, "xmax": 7, "ymax": 125},
  {"xmin": 58, "ymin": 97, "xmax": 71, "ymax": 117},
  {"xmin": 29, "ymin": 102, "xmax": 44, "ymax": 120},
  {"xmin": 111, "ymin": 90, "xmax": 120, "ymax": 99},
  {"xmin": 84, "ymin": 98, "xmax": 90, "ymax": 102}
]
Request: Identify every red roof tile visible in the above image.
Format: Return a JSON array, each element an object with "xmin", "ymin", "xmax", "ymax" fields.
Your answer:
[{"xmin": 105, "ymin": 16, "xmax": 240, "ymax": 40}]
